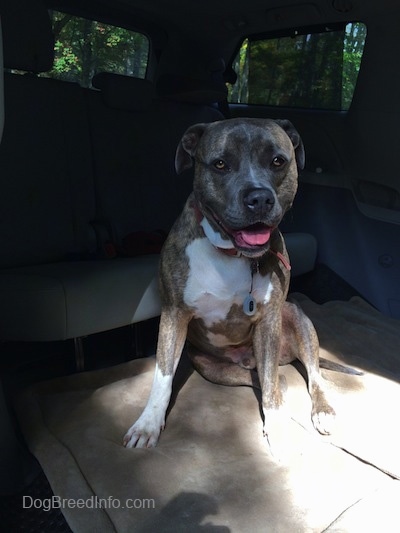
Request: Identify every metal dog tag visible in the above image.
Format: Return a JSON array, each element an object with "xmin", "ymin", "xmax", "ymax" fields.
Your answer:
[{"xmin": 243, "ymin": 294, "xmax": 256, "ymax": 316}]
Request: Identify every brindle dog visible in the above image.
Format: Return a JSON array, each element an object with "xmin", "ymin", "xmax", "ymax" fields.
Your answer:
[{"xmin": 124, "ymin": 118, "xmax": 342, "ymax": 450}]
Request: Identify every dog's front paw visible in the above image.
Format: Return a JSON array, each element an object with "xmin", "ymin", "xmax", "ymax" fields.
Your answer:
[
  {"xmin": 262, "ymin": 408, "xmax": 291, "ymax": 461},
  {"xmin": 312, "ymin": 406, "xmax": 336, "ymax": 435},
  {"xmin": 123, "ymin": 414, "xmax": 164, "ymax": 448}
]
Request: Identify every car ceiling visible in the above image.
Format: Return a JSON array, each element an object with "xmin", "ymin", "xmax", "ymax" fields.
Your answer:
[
  {"xmin": 49, "ymin": 0, "xmax": 397, "ymax": 69},
  {"xmin": 51, "ymin": 0, "xmax": 395, "ymax": 34}
]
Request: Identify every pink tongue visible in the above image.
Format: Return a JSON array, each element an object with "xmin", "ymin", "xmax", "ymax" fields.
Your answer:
[{"xmin": 238, "ymin": 226, "xmax": 272, "ymax": 246}]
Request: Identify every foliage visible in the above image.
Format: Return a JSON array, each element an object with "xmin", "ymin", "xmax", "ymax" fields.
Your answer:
[
  {"xmin": 46, "ymin": 11, "xmax": 149, "ymax": 87},
  {"xmin": 228, "ymin": 23, "xmax": 367, "ymax": 110}
]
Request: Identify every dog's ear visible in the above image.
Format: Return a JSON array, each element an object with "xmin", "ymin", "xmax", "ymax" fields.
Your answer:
[
  {"xmin": 274, "ymin": 119, "xmax": 305, "ymax": 170},
  {"xmin": 175, "ymin": 123, "xmax": 207, "ymax": 174}
]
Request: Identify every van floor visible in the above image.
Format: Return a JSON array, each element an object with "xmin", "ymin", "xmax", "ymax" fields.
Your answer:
[{"xmin": 0, "ymin": 264, "xmax": 361, "ymax": 532}]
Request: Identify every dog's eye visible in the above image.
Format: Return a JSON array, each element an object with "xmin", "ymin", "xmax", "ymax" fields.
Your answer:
[
  {"xmin": 272, "ymin": 156, "xmax": 286, "ymax": 168},
  {"xmin": 213, "ymin": 159, "xmax": 230, "ymax": 171}
]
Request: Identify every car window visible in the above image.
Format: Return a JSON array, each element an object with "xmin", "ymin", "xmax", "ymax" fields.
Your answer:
[
  {"xmin": 45, "ymin": 10, "xmax": 149, "ymax": 87},
  {"xmin": 229, "ymin": 22, "xmax": 366, "ymax": 111}
]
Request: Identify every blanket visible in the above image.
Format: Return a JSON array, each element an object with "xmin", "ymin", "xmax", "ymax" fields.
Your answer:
[{"xmin": 16, "ymin": 295, "xmax": 400, "ymax": 532}]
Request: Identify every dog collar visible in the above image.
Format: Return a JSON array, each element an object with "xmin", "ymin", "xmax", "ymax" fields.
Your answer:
[
  {"xmin": 192, "ymin": 201, "xmax": 291, "ymax": 270},
  {"xmin": 200, "ymin": 216, "xmax": 245, "ymax": 258},
  {"xmin": 219, "ymin": 245, "xmax": 291, "ymax": 271},
  {"xmin": 269, "ymin": 249, "xmax": 291, "ymax": 270}
]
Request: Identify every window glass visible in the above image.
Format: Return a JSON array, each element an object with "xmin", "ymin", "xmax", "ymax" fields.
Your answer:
[
  {"xmin": 228, "ymin": 23, "xmax": 366, "ymax": 110},
  {"xmin": 46, "ymin": 10, "xmax": 149, "ymax": 87}
]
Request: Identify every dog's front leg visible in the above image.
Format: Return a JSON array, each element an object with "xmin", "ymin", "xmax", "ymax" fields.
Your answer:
[
  {"xmin": 284, "ymin": 301, "xmax": 336, "ymax": 435},
  {"xmin": 253, "ymin": 312, "xmax": 287, "ymax": 453},
  {"xmin": 123, "ymin": 308, "xmax": 189, "ymax": 448}
]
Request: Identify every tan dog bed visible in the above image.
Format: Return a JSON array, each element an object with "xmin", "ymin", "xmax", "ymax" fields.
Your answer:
[{"xmin": 16, "ymin": 295, "xmax": 400, "ymax": 532}]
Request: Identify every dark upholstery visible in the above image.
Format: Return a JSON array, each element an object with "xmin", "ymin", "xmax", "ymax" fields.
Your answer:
[{"xmin": 0, "ymin": 0, "xmax": 54, "ymax": 72}]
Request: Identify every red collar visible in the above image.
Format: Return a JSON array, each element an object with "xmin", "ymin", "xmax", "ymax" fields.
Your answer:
[
  {"xmin": 269, "ymin": 249, "xmax": 291, "ymax": 270},
  {"xmin": 191, "ymin": 201, "xmax": 291, "ymax": 270}
]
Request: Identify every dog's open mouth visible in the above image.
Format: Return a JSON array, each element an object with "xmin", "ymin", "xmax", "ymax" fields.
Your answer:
[
  {"xmin": 202, "ymin": 205, "xmax": 275, "ymax": 254},
  {"xmin": 230, "ymin": 223, "xmax": 273, "ymax": 248}
]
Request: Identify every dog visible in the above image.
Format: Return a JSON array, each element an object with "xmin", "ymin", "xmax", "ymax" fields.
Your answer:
[{"xmin": 123, "ymin": 117, "xmax": 338, "ymax": 450}]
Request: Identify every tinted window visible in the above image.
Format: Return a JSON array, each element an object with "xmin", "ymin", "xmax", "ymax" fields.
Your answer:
[
  {"xmin": 47, "ymin": 11, "xmax": 149, "ymax": 87},
  {"xmin": 229, "ymin": 23, "xmax": 366, "ymax": 110}
]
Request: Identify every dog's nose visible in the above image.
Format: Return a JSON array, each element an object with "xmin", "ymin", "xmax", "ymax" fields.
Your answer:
[{"xmin": 243, "ymin": 188, "xmax": 275, "ymax": 214}]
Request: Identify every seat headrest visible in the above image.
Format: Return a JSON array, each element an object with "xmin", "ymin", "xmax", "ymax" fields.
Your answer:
[
  {"xmin": 156, "ymin": 74, "xmax": 228, "ymax": 104},
  {"xmin": 92, "ymin": 73, "xmax": 155, "ymax": 111},
  {"xmin": 0, "ymin": 0, "xmax": 54, "ymax": 72}
]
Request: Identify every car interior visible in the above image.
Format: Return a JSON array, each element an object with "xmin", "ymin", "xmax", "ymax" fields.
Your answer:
[{"xmin": 1, "ymin": 0, "xmax": 400, "ymax": 531}]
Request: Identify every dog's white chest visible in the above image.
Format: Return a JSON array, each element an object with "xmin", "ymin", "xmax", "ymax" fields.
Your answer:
[{"xmin": 184, "ymin": 238, "xmax": 272, "ymax": 327}]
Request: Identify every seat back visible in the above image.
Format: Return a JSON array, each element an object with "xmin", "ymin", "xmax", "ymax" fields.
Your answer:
[
  {"xmin": 0, "ymin": 0, "xmax": 96, "ymax": 267},
  {"xmin": 87, "ymin": 72, "xmax": 224, "ymax": 246},
  {"xmin": 0, "ymin": 17, "xmax": 4, "ymax": 143}
]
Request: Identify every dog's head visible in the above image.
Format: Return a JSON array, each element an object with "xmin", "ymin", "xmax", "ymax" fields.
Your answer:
[{"xmin": 175, "ymin": 118, "xmax": 305, "ymax": 258}]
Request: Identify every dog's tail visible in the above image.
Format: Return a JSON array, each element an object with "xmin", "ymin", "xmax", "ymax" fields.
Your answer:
[{"xmin": 319, "ymin": 357, "xmax": 363, "ymax": 376}]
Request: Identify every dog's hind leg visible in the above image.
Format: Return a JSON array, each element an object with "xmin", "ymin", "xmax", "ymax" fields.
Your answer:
[
  {"xmin": 188, "ymin": 348, "xmax": 261, "ymax": 389},
  {"xmin": 282, "ymin": 300, "xmax": 336, "ymax": 435}
]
